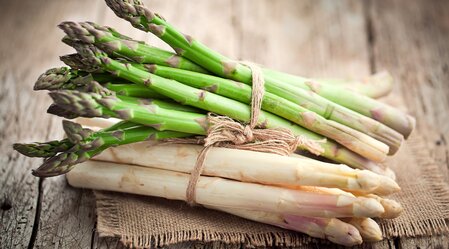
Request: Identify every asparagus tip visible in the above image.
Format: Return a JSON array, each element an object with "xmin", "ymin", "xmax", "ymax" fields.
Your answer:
[
  {"xmin": 62, "ymin": 120, "xmax": 94, "ymax": 143},
  {"xmin": 49, "ymin": 90, "xmax": 104, "ymax": 118},
  {"xmin": 32, "ymin": 156, "xmax": 69, "ymax": 177},
  {"xmin": 62, "ymin": 39, "xmax": 103, "ymax": 68},
  {"xmin": 13, "ymin": 143, "xmax": 40, "ymax": 157},
  {"xmin": 47, "ymin": 104, "xmax": 80, "ymax": 119},
  {"xmin": 354, "ymin": 169, "xmax": 400, "ymax": 195},
  {"xmin": 379, "ymin": 198, "xmax": 403, "ymax": 219},
  {"xmin": 405, "ymin": 115, "xmax": 416, "ymax": 139},
  {"xmin": 375, "ymin": 176, "xmax": 401, "ymax": 196},
  {"xmin": 344, "ymin": 218, "xmax": 383, "ymax": 242},
  {"xmin": 325, "ymin": 219, "xmax": 363, "ymax": 246},
  {"xmin": 366, "ymin": 164, "xmax": 397, "ymax": 180},
  {"xmin": 105, "ymin": 0, "xmax": 154, "ymax": 32},
  {"xmin": 367, "ymin": 71, "xmax": 394, "ymax": 96},
  {"xmin": 34, "ymin": 67, "xmax": 73, "ymax": 91},
  {"xmin": 32, "ymin": 150, "xmax": 89, "ymax": 177},
  {"xmin": 353, "ymin": 197, "xmax": 385, "ymax": 218},
  {"xmin": 60, "ymin": 53, "xmax": 96, "ymax": 72}
]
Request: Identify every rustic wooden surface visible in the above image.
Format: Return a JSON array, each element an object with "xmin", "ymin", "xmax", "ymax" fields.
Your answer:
[{"xmin": 0, "ymin": 0, "xmax": 448, "ymax": 248}]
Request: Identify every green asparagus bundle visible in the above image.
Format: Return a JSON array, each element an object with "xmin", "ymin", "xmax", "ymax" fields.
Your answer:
[
  {"xmin": 12, "ymin": 0, "xmax": 414, "ymax": 245},
  {"xmin": 60, "ymin": 22, "xmax": 404, "ymax": 155}
]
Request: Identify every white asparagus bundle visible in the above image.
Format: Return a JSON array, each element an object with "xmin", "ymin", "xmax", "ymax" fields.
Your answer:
[
  {"xmin": 70, "ymin": 118, "xmax": 398, "ymax": 245},
  {"xmin": 93, "ymin": 142, "xmax": 400, "ymax": 196},
  {"xmin": 67, "ymin": 160, "xmax": 385, "ymax": 218}
]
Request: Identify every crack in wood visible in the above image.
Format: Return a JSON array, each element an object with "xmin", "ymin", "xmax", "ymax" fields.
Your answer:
[
  {"xmin": 363, "ymin": 0, "xmax": 376, "ymax": 74},
  {"xmin": 26, "ymin": 178, "xmax": 43, "ymax": 249},
  {"xmin": 394, "ymin": 236, "xmax": 401, "ymax": 249},
  {"xmin": 90, "ymin": 227, "xmax": 97, "ymax": 249},
  {"xmin": 1, "ymin": 199, "xmax": 12, "ymax": 211}
]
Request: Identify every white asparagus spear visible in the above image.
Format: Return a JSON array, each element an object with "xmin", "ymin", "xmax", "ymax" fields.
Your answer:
[
  {"xmin": 67, "ymin": 160, "xmax": 385, "ymax": 218},
  {"xmin": 340, "ymin": 218, "xmax": 383, "ymax": 242},
  {"xmin": 340, "ymin": 192, "xmax": 402, "ymax": 219},
  {"xmin": 291, "ymin": 152, "xmax": 397, "ymax": 180},
  {"xmin": 363, "ymin": 164, "xmax": 397, "ymax": 180},
  {"xmin": 93, "ymin": 142, "xmax": 400, "ymax": 195},
  {"xmin": 210, "ymin": 206, "xmax": 363, "ymax": 246}
]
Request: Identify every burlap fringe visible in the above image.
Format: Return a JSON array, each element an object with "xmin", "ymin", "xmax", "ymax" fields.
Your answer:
[
  {"xmin": 378, "ymin": 134, "xmax": 449, "ymax": 238},
  {"xmin": 95, "ymin": 191, "xmax": 122, "ymax": 237},
  {"xmin": 118, "ymin": 230, "xmax": 321, "ymax": 249}
]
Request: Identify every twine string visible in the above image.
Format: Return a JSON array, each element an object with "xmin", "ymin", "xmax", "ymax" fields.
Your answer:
[{"xmin": 181, "ymin": 62, "xmax": 324, "ymax": 205}]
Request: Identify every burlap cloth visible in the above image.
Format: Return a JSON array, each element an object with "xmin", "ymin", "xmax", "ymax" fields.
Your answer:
[{"xmin": 91, "ymin": 133, "xmax": 449, "ymax": 248}]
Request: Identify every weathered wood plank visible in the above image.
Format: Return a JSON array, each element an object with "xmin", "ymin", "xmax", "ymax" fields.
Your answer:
[
  {"xmin": 0, "ymin": 1, "xmax": 105, "ymax": 248},
  {"xmin": 236, "ymin": 0, "xmax": 371, "ymax": 78},
  {"xmin": 0, "ymin": 71, "xmax": 44, "ymax": 249},
  {"xmin": 0, "ymin": 0, "xmax": 78, "ymax": 246},
  {"xmin": 1, "ymin": 0, "xmax": 448, "ymax": 248}
]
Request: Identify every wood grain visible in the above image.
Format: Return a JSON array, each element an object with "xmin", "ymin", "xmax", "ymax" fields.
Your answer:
[
  {"xmin": 0, "ymin": 0, "xmax": 69, "ymax": 247},
  {"xmin": 236, "ymin": 0, "xmax": 371, "ymax": 78},
  {"xmin": 0, "ymin": 0, "xmax": 447, "ymax": 248},
  {"xmin": 0, "ymin": 1, "xmax": 103, "ymax": 248}
]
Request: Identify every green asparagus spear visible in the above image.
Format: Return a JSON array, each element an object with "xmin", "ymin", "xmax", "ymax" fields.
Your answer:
[
  {"xmin": 13, "ymin": 120, "xmax": 140, "ymax": 157},
  {"xmin": 59, "ymin": 21, "xmax": 208, "ymax": 73},
  {"xmin": 264, "ymin": 69, "xmax": 394, "ymax": 99},
  {"xmin": 34, "ymin": 66, "xmax": 115, "ymax": 90},
  {"xmin": 13, "ymin": 139, "xmax": 73, "ymax": 158},
  {"xmin": 32, "ymin": 120, "xmax": 190, "ymax": 177},
  {"xmin": 49, "ymin": 90, "xmax": 209, "ymax": 134},
  {"xmin": 35, "ymin": 66, "xmax": 165, "ymax": 99}
]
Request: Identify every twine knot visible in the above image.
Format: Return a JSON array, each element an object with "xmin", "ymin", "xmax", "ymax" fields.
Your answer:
[{"xmin": 242, "ymin": 126, "xmax": 254, "ymax": 143}]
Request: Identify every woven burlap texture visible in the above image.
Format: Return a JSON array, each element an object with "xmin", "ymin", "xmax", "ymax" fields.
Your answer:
[{"xmin": 94, "ymin": 134, "xmax": 449, "ymax": 248}]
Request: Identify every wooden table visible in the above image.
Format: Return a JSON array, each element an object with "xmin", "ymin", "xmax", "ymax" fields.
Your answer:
[{"xmin": 1, "ymin": 0, "xmax": 448, "ymax": 248}]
